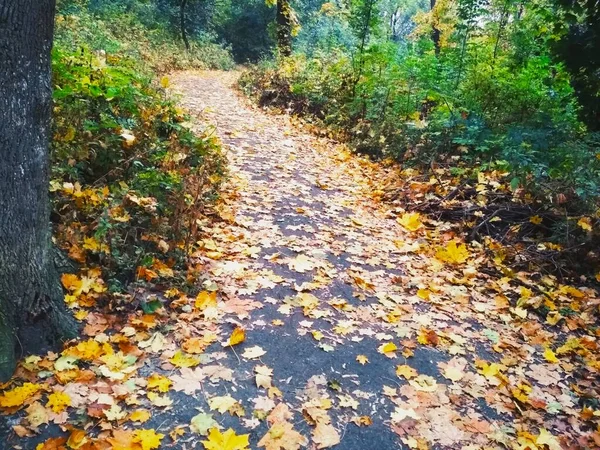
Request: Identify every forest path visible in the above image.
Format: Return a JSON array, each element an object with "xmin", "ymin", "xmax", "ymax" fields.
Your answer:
[{"xmin": 167, "ymin": 71, "xmax": 573, "ymax": 449}]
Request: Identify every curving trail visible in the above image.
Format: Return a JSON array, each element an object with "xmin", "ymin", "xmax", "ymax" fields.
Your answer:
[{"xmin": 158, "ymin": 71, "xmax": 591, "ymax": 449}]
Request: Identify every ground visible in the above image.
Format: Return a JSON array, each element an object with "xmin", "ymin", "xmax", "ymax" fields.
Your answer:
[{"xmin": 0, "ymin": 71, "xmax": 599, "ymax": 450}]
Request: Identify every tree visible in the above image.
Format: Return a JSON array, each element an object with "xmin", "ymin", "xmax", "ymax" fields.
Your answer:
[
  {"xmin": 276, "ymin": 0, "xmax": 294, "ymax": 57},
  {"xmin": 0, "ymin": 0, "xmax": 78, "ymax": 382},
  {"xmin": 180, "ymin": 0, "xmax": 191, "ymax": 51}
]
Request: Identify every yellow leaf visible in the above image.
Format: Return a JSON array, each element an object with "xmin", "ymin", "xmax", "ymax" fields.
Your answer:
[
  {"xmin": 397, "ymin": 213, "xmax": 423, "ymax": 232},
  {"xmin": 356, "ymin": 355, "xmax": 369, "ymax": 365},
  {"xmin": 66, "ymin": 430, "xmax": 88, "ymax": 449},
  {"xmin": 134, "ymin": 429, "xmax": 164, "ymax": 450},
  {"xmin": 416, "ymin": 289, "xmax": 430, "ymax": 300},
  {"xmin": 543, "ymin": 347, "xmax": 559, "ymax": 364},
  {"xmin": 170, "ymin": 351, "xmax": 201, "ymax": 368},
  {"xmin": 311, "ymin": 331, "xmax": 324, "ymax": 341},
  {"xmin": 160, "ymin": 76, "xmax": 170, "ymax": 89},
  {"xmin": 46, "ymin": 391, "xmax": 71, "ymax": 413},
  {"xmin": 147, "ymin": 373, "xmax": 172, "ymax": 392},
  {"xmin": 435, "ymin": 241, "xmax": 470, "ymax": 265},
  {"xmin": 288, "ymin": 254, "xmax": 315, "ymax": 273},
  {"xmin": 208, "ymin": 395, "xmax": 238, "ymax": 414},
  {"xmin": 395, "ymin": 365, "xmax": 417, "ymax": 380},
  {"xmin": 577, "ymin": 216, "xmax": 592, "ymax": 232},
  {"xmin": 477, "ymin": 362, "xmax": 501, "ymax": 380},
  {"xmin": 536, "ymin": 429, "xmax": 561, "ymax": 450},
  {"xmin": 130, "ymin": 409, "xmax": 152, "ymax": 423},
  {"xmin": 228, "ymin": 327, "xmax": 246, "ymax": 346},
  {"xmin": 0, "ymin": 383, "xmax": 42, "ymax": 409},
  {"xmin": 63, "ymin": 339, "xmax": 110, "ymax": 361},
  {"xmin": 202, "ymin": 428, "xmax": 250, "ymax": 450},
  {"xmin": 529, "ymin": 215, "xmax": 543, "ymax": 225},
  {"xmin": 195, "ymin": 291, "xmax": 218, "ymax": 309},
  {"xmin": 378, "ymin": 342, "xmax": 397, "ymax": 355}
]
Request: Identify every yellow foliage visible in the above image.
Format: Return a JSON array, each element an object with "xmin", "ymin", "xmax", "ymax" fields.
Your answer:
[
  {"xmin": 46, "ymin": 391, "xmax": 71, "ymax": 413},
  {"xmin": 133, "ymin": 429, "xmax": 164, "ymax": 450},
  {"xmin": 170, "ymin": 351, "xmax": 201, "ymax": 368},
  {"xmin": 202, "ymin": 428, "xmax": 250, "ymax": 450},
  {"xmin": 397, "ymin": 212, "xmax": 423, "ymax": 232},
  {"xmin": 435, "ymin": 240, "xmax": 470, "ymax": 264},
  {"xmin": 228, "ymin": 327, "xmax": 246, "ymax": 346},
  {"xmin": 0, "ymin": 383, "xmax": 43, "ymax": 409},
  {"xmin": 147, "ymin": 373, "xmax": 172, "ymax": 393},
  {"xmin": 196, "ymin": 291, "xmax": 218, "ymax": 309}
]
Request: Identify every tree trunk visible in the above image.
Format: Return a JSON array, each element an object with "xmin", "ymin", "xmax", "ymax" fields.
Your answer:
[
  {"xmin": 276, "ymin": 0, "xmax": 292, "ymax": 57},
  {"xmin": 180, "ymin": 0, "xmax": 190, "ymax": 51},
  {"xmin": 430, "ymin": 0, "xmax": 441, "ymax": 56},
  {"xmin": 0, "ymin": 0, "xmax": 78, "ymax": 382}
]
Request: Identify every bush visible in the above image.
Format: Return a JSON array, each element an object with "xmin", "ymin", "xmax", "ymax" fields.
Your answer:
[{"xmin": 51, "ymin": 46, "xmax": 226, "ymax": 289}]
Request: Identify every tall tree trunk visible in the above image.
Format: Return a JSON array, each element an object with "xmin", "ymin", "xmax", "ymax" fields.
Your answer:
[
  {"xmin": 276, "ymin": 0, "xmax": 292, "ymax": 57},
  {"xmin": 180, "ymin": 0, "xmax": 190, "ymax": 51},
  {"xmin": 0, "ymin": 0, "xmax": 78, "ymax": 382},
  {"xmin": 430, "ymin": 0, "xmax": 441, "ymax": 56}
]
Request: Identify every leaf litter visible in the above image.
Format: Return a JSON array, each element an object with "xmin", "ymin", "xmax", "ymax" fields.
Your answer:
[{"xmin": 1, "ymin": 71, "xmax": 599, "ymax": 449}]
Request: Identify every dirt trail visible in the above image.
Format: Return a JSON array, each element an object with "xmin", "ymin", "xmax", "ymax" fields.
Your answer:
[{"xmin": 166, "ymin": 71, "xmax": 590, "ymax": 449}]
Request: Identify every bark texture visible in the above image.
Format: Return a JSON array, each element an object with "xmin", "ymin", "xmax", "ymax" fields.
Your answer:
[
  {"xmin": 0, "ymin": 0, "xmax": 78, "ymax": 382},
  {"xmin": 276, "ymin": 0, "xmax": 292, "ymax": 57},
  {"xmin": 430, "ymin": 0, "xmax": 441, "ymax": 56},
  {"xmin": 180, "ymin": 0, "xmax": 190, "ymax": 51}
]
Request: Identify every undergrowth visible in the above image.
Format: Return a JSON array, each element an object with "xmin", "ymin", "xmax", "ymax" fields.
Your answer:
[
  {"xmin": 51, "ymin": 19, "xmax": 227, "ymax": 299},
  {"xmin": 239, "ymin": 54, "xmax": 600, "ymax": 279}
]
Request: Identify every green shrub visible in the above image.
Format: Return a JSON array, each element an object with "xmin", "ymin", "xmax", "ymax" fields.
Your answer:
[{"xmin": 51, "ymin": 47, "xmax": 226, "ymax": 287}]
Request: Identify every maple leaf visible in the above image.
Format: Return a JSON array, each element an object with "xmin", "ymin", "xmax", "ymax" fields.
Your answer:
[
  {"xmin": 391, "ymin": 406, "xmax": 420, "ymax": 422},
  {"xmin": 54, "ymin": 355, "xmax": 79, "ymax": 372},
  {"xmin": 536, "ymin": 429, "xmax": 561, "ymax": 450},
  {"xmin": 242, "ymin": 346, "xmax": 266, "ymax": 360},
  {"xmin": 435, "ymin": 240, "xmax": 470, "ymax": 264},
  {"xmin": 312, "ymin": 423, "xmax": 340, "ymax": 449},
  {"xmin": 147, "ymin": 392, "xmax": 173, "ymax": 407},
  {"xmin": 171, "ymin": 367, "xmax": 205, "ymax": 394},
  {"xmin": 258, "ymin": 422, "xmax": 308, "ymax": 450},
  {"xmin": 255, "ymin": 365, "xmax": 273, "ymax": 389},
  {"xmin": 208, "ymin": 395, "xmax": 239, "ymax": 413},
  {"xmin": 25, "ymin": 402, "xmax": 49, "ymax": 429},
  {"xmin": 227, "ymin": 327, "xmax": 246, "ymax": 346},
  {"xmin": 530, "ymin": 215, "xmax": 543, "ymax": 225},
  {"xmin": 66, "ymin": 429, "xmax": 88, "ymax": 449},
  {"xmin": 104, "ymin": 404, "xmax": 127, "ymax": 421},
  {"xmin": 543, "ymin": 347, "xmax": 559, "ymax": 363},
  {"xmin": 378, "ymin": 342, "xmax": 397, "ymax": 357},
  {"xmin": 63, "ymin": 339, "xmax": 110, "ymax": 361},
  {"xmin": 191, "ymin": 412, "xmax": 220, "ymax": 435},
  {"xmin": 170, "ymin": 350, "xmax": 201, "ymax": 368},
  {"xmin": 356, "ymin": 355, "xmax": 369, "ymax": 365},
  {"xmin": 129, "ymin": 409, "xmax": 152, "ymax": 423},
  {"xmin": 134, "ymin": 429, "xmax": 164, "ymax": 450},
  {"xmin": 577, "ymin": 216, "xmax": 592, "ymax": 231},
  {"xmin": 147, "ymin": 373, "xmax": 172, "ymax": 392},
  {"xmin": 46, "ymin": 391, "xmax": 71, "ymax": 413},
  {"xmin": 196, "ymin": 291, "xmax": 218, "ymax": 309},
  {"xmin": 202, "ymin": 428, "xmax": 250, "ymax": 450},
  {"xmin": 288, "ymin": 254, "xmax": 315, "ymax": 273},
  {"xmin": 397, "ymin": 212, "xmax": 423, "ymax": 232},
  {"xmin": 0, "ymin": 383, "xmax": 43, "ymax": 409},
  {"xmin": 395, "ymin": 364, "xmax": 417, "ymax": 379}
]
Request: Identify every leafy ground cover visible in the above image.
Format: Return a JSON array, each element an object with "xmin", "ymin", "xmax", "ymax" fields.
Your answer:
[{"xmin": 1, "ymin": 71, "xmax": 599, "ymax": 450}]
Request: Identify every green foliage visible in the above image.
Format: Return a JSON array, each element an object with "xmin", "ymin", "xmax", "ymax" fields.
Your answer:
[
  {"xmin": 55, "ymin": 0, "xmax": 235, "ymax": 72},
  {"xmin": 241, "ymin": 0, "xmax": 600, "ymax": 215},
  {"xmin": 51, "ymin": 47, "xmax": 226, "ymax": 286}
]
